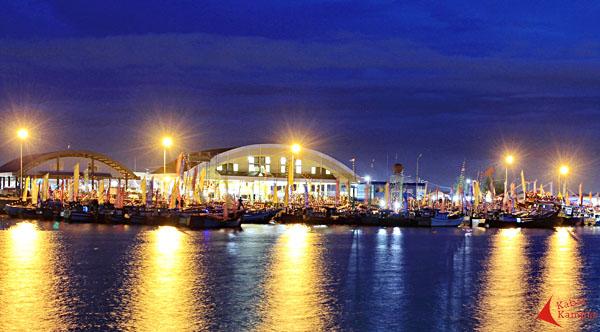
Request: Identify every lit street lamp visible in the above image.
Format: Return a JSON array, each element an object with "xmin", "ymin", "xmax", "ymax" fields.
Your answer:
[
  {"xmin": 286, "ymin": 144, "xmax": 301, "ymax": 207},
  {"xmin": 17, "ymin": 129, "xmax": 28, "ymax": 196},
  {"xmin": 162, "ymin": 137, "xmax": 172, "ymax": 197},
  {"xmin": 559, "ymin": 165, "xmax": 568, "ymax": 197},
  {"xmin": 505, "ymin": 155, "xmax": 514, "ymax": 193}
]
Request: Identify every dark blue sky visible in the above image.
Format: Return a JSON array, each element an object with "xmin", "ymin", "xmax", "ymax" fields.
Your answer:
[{"xmin": 1, "ymin": 1, "xmax": 600, "ymax": 190}]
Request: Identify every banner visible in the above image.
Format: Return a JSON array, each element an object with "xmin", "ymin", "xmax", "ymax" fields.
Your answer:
[
  {"xmin": 141, "ymin": 176, "xmax": 147, "ymax": 205},
  {"xmin": 22, "ymin": 177, "xmax": 30, "ymax": 202},
  {"xmin": 73, "ymin": 163, "xmax": 80, "ymax": 202},
  {"xmin": 42, "ymin": 173, "xmax": 49, "ymax": 201},
  {"xmin": 31, "ymin": 177, "xmax": 39, "ymax": 205},
  {"xmin": 521, "ymin": 170, "xmax": 526, "ymax": 201},
  {"xmin": 148, "ymin": 177, "xmax": 154, "ymax": 206},
  {"xmin": 98, "ymin": 180, "xmax": 105, "ymax": 204}
]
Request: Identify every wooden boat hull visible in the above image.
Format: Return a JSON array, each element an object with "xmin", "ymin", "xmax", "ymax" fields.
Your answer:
[
  {"xmin": 430, "ymin": 216, "xmax": 464, "ymax": 227},
  {"xmin": 5, "ymin": 205, "xmax": 39, "ymax": 219},
  {"xmin": 486, "ymin": 211, "xmax": 560, "ymax": 229},
  {"xmin": 188, "ymin": 214, "xmax": 243, "ymax": 229}
]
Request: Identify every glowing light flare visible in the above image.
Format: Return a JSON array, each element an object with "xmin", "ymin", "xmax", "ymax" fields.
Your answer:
[
  {"xmin": 505, "ymin": 155, "xmax": 514, "ymax": 164},
  {"xmin": 162, "ymin": 137, "xmax": 173, "ymax": 148},
  {"xmin": 17, "ymin": 128, "xmax": 29, "ymax": 140},
  {"xmin": 291, "ymin": 143, "xmax": 301, "ymax": 154},
  {"xmin": 560, "ymin": 165, "xmax": 569, "ymax": 175},
  {"xmin": 365, "ymin": 176, "xmax": 371, "ymax": 182}
]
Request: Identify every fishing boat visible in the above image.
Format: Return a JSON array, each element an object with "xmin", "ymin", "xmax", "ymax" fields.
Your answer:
[
  {"xmin": 428, "ymin": 211, "xmax": 464, "ymax": 227},
  {"xmin": 5, "ymin": 203, "xmax": 38, "ymax": 219},
  {"xmin": 243, "ymin": 209, "xmax": 280, "ymax": 224},
  {"xmin": 486, "ymin": 209, "xmax": 560, "ymax": 228},
  {"xmin": 558, "ymin": 206, "xmax": 584, "ymax": 226},
  {"xmin": 64, "ymin": 210, "xmax": 96, "ymax": 223},
  {"xmin": 187, "ymin": 213, "xmax": 243, "ymax": 229}
]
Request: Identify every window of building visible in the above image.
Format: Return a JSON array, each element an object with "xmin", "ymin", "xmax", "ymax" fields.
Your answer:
[
  {"xmin": 280, "ymin": 157, "xmax": 286, "ymax": 164},
  {"xmin": 265, "ymin": 156, "xmax": 271, "ymax": 164},
  {"xmin": 296, "ymin": 165, "xmax": 301, "ymax": 174},
  {"xmin": 296, "ymin": 159, "xmax": 301, "ymax": 166},
  {"xmin": 265, "ymin": 165, "xmax": 270, "ymax": 173},
  {"xmin": 326, "ymin": 169, "xmax": 331, "ymax": 175},
  {"xmin": 281, "ymin": 165, "xmax": 286, "ymax": 173},
  {"xmin": 233, "ymin": 163, "xmax": 238, "ymax": 172},
  {"xmin": 249, "ymin": 164, "xmax": 255, "ymax": 172},
  {"xmin": 248, "ymin": 156, "xmax": 254, "ymax": 163},
  {"xmin": 311, "ymin": 166, "xmax": 316, "ymax": 174},
  {"xmin": 217, "ymin": 165, "xmax": 223, "ymax": 171}
]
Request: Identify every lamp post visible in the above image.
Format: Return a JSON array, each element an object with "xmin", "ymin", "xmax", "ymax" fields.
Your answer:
[
  {"xmin": 162, "ymin": 137, "xmax": 172, "ymax": 199},
  {"xmin": 416, "ymin": 153, "xmax": 423, "ymax": 184},
  {"xmin": 559, "ymin": 165, "xmax": 568, "ymax": 198},
  {"xmin": 17, "ymin": 129, "xmax": 28, "ymax": 196},
  {"xmin": 505, "ymin": 155, "xmax": 514, "ymax": 192},
  {"xmin": 286, "ymin": 144, "xmax": 301, "ymax": 207}
]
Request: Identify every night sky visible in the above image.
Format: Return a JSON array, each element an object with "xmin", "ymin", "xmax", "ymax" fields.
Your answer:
[{"xmin": 1, "ymin": 1, "xmax": 600, "ymax": 190}]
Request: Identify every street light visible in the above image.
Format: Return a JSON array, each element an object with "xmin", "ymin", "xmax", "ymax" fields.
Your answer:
[
  {"xmin": 505, "ymin": 155, "xmax": 514, "ymax": 193},
  {"xmin": 291, "ymin": 143, "xmax": 301, "ymax": 154},
  {"xmin": 17, "ymin": 129, "xmax": 28, "ymax": 196},
  {"xmin": 559, "ymin": 165, "xmax": 568, "ymax": 197},
  {"xmin": 162, "ymin": 137, "xmax": 172, "ymax": 198}
]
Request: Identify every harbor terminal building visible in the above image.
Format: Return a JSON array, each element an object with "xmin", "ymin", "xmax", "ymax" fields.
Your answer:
[{"xmin": 152, "ymin": 144, "xmax": 360, "ymax": 202}]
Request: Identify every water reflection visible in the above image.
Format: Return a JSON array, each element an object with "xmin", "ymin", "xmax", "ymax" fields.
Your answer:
[
  {"xmin": 0, "ymin": 222, "xmax": 71, "ymax": 331},
  {"xmin": 118, "ymin": 226, "xmax": 209, "ymax": 332},
  {"xmin": 535, "ymin": 228, "xmax": 584, "ymax": 331},
  {"xmin": 476, "ymin": 228, "xmax": 530, "ymax": 332},
  {"xmin": 256, "ymin": 225, "xmax": 339, "ymax": 332}
]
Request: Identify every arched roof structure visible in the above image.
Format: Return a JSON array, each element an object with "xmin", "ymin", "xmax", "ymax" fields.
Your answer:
[
  {"xmin": 209, "ymin": 144, "xmax": 359, "ymax": 181},
  {"xmin": 0, "ymin": 150, "xmax": 137, "ymax": 179}
]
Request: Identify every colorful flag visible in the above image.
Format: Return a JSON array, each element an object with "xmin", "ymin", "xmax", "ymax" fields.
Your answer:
[
  {"xmin": 141, "ymin": 176, "xmax": 147, "ymax": 205},
  {"xmin": 384, "ymin": 182, "xmax": 390, "ymax": 209},
  {"xmin": 540, "ymin": 184, "xmax": 544, "ymax": 196},
  {"xmin": 31, "ymin": 177, "xmax": 39, "ymax": 205},
  {"xmin": 84, "ymin": 168, "xmax": 89, "ymax": 191},
  {"xmin": 148, "ymin": 177, "xmax": 154, "ymax": 206},
  {"xmin": 42, "ymin": 173, "xmax": 49, "ymax": 201},
  {"xmin": 533, "ymin": 180, "xmax": 537, "ymax": 195},
  {"xmin": 98, "ymin": 179, "xmax": 105, "ymax": 204},
  {"xmin": 565, "ymin": 191, "xmax": 570, "ymax": 205},
  {"xmin": 169, "ymin": 179, "xmax": 177, "ymax": 208},
  {"xmin": 191, "ymin": 167, "xmax": 198, "ymax": 192},
  {"xmin": 199, "ymin": 169, "xmax": 205, "ymax": 191},
  {"xmin": 175, "ymin": 152, "xmax": 184, "ymax": 180},
  {"xmin": 273, "ymin": 182, "xmax": 279, "ymax": 204},
  {"xmin": 73, "ymin": 163, "xmax": 80, "ymax": 202},
  {"xmin": 521, "ymin": 170, "xmax": 526, "ymax": 201},
  {"xmin": 579, "ymin": 183, "xmax": 583, "ymax": 206},
  {"xmin": 22, "ymin": 177, "xmax": 30, "ymax": 202},
  {"xmin": 482, "ymin": 166, "xmax": 494, "ymax": 177}
]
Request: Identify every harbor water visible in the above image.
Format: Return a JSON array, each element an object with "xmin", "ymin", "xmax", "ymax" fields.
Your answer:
[{"xmin": 1, "ymin": 220, "xmax": 600, "ymax": 331}]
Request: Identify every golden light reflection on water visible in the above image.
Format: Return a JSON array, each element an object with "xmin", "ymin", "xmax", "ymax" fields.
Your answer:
[
  {"xmin": 535, "ymin": 228, "xmax": 584, "ymax": 331},
  {"xmin": 119, "ymin": 226, "xmax": 208, "ymax": 332},
  {"xmin": 0, "ymin": 222, "xmax": 71, "ymax": 331},
  {"xmin": 476, "ymin": 229, "xmax": 530, "ymax": 332},
  {"xmin": 256, "ymin": 225, "xmax": 339, "ymax": 332}
]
